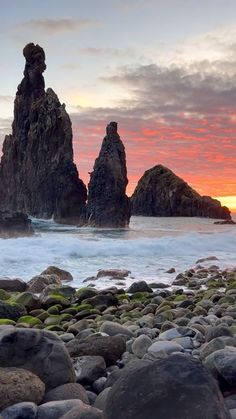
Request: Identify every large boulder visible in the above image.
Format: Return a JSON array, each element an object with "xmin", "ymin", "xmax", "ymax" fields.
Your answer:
[
  {"xmin": 40, "ymin": 266, "xmax": 73, "ymax": 282},
  {"xmin": 0, "ymin": 211, "xmax": 33, "ymax": 238},
  {"xmin": 104, "ymin": 354, "xmax": 230, "ymax": 419},
  {"xmin": 131, "ymin": 165, "xmax": 231, "ymax": 219},
  {"xmin": 0, "ymin": 43, "xmax": 87, "ymax": 225},
  {"xmin": 204, "ymin": 347, "xmax": 236, "ymax": 391},
  {"xmin": 0, "ymin": 327, "xmax": 75, "ymax": 391},
  {"xmin": 86, "ymin": 122, "xmax": 130, "ymax": 227},
  {"xmin": 0, "ymin": 301, "xmax": 26, "ymax": 320},
  {"xmin": 0, "ymin": 367, "xmax": 45, "ymax": 410}
]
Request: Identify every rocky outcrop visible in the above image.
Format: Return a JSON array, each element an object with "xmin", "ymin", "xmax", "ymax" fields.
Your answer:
[
  {"xmin": 0, "ymin": 211, "xmax": 33, "ymax": 238},
  {"xmin": 0, "ymin": 43, "xmax": 87, "ymax": 225},
  {"xmin": 86, "ymin": 122, "xmax": 130, "ymax": 227},
  {"xmin": 131, "ymin": 165, "xmax": 231, "ymax": 219}
]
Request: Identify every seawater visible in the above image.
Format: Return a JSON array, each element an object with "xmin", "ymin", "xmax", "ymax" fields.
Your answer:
[{"xmin": 0, "ymin": 215, "xmax": 235, "ymax": 288}]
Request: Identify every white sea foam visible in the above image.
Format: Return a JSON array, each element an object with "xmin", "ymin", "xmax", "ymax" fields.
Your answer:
[{"xmin": 0, "ymin": 216, "xmax": 235, "ymax": 287}]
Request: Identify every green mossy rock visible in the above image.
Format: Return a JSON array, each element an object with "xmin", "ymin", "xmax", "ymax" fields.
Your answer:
[
  {"xmin": 174, "ymin": 294, "xmax": 188, "ymax": 302},
  {"xmin": 45, "ymin": 325, "xmax": 64, "ymax": 332},
  {"xmin": 226, "ymin": 281, "xmax": 236, "ymax": 291},
  {"xmin": 29, "ymin": 309, "xmax": 45, "ymax": 316},
  {"xmin": 17, "ymin": 315, "xmax": 42, "ymax": 326},
  {"xmin": 60, "ymin": 307, "xmax": 78, "ymax": 316},
  {"xmin": 0, "ymin": 289, "xmax": 11, "ymax": 301},
  {"xmin": 76, "ymin": 304, "xmax": 93, "ymax": 312},
  {"xmin": 14, "ymin": 292, "xmax": 40, "ymax": 310},
  {"xmin": 41, "ymin": 294, "xmax": 70, "ymax": 308},
  {"xmin": 37, "ymin": 311, "xmax": 50, "ymax": 321},
  {"xmin": 117, "ymin": 294, "xmax": 130, "ymax": 301},
  {"xmin": 44, "ymin": 315, "xmax": 61, "ymax": 326},
  {"xmin": 60, "ymin": 313, "xmax": 73, "ymax": 322},
  {"xmin": 130, "ymin": 292, "xmax": 151, "ymax": 301},
  {"xmin": 47, "ymin": 305, "xmax": 62, "ymax": 315},
  {"xmin": 0, "ymin": 318, "xmax": 16, "ymax": 325}
]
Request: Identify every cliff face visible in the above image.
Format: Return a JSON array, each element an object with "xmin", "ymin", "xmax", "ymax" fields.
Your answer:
[
  {"xmin": 131, "ymin": 165, "xmax": 231, "ymax": 220},
  {"xmin": 86, "ymin": 122, "xmax": 130, "ymax": 227},
  {"xmin": 0, "ymin": 43, "xmax": 87, "ymax": 224}
]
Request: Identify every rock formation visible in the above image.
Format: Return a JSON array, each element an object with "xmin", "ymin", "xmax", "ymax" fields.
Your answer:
[
  {"xmin": 86, "ymin": 122, "xmax": 130, "ymax": 227},
  {"xmin": 0, "ymin": 43, "xmax": 87, "ymax": 224},
  {"xmin": 0, "ymin": 211, "xmax": 34, "ymax": 238},
  {"xmin": 131, "ymin": 165, "xmax": 231, "ymax": 219}
]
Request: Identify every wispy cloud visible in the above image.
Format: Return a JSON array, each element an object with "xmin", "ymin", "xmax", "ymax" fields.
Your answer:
[{"xmin": 14, "ymin": 18, "xmax": 100, "ymax": 36}]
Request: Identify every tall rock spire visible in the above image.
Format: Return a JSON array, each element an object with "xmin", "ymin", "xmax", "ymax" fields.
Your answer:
[
  {"xmin": 87, "ymin": 122, "xmax": 130, "ymax": 227},
  {"xmin": 0, "ymin": 43, "xmax": 87, "ymax": 224}
]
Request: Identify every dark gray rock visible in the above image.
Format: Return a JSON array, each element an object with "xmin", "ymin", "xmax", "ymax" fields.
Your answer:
[
  {"xmin": 37, "ymin": 400, "xmax": 87, "ymax": 419},
  {"xmin": 0, "ymin": 402, "xmax": 37, "ymax": 419},
  {"xmin": 104, "ymin": 354, "xmax": 230, "ymax": 419},
  {"xmin": 87, "ymin": 122, "xmax": 130, "ymax": 227},
  {"xmin": 60, "ymin": 405, "xmax": 103, "ymax": 419},
  {"xmin": 127, "ymin": 281, "xmax": 153, "ymax": 294},
  {"xmin": 131, "ymin": 165, "xmax": 231, "ymax": 219},
  {"xmin": 74, "ymin": 356, "xmax": 106, "ymax": 385},
  {"xmin": 0, "ymin": 211, "xmax": 33, "ymax": 238},
  {"xmin": 100, "ymin": 321, "xmax": 134, "ymax": 338},
  {"xmin": 66, "ymin": 335, "xmax": 126, "ymax": 366},
  {"xmin": 42, "ymin": 383, "xmax": 89, "ymax": 404},
  {"xmin": 205, "ymin": 325, "xmax": 233, "ymax": 342},
  {"xmin": 94, "ymin": 387, "xmax": 111, "ymax": 411},
  {"xmin": 0, "ymin": 43, "xmax": 87, "ymax": 225},
  {"xmin": 204, "ymin": 347, "xmax": 236, "ymax": 391},
  {"xmin": 0, "ymin": 327, "xmax": 75, "ymax": 391},
  {"xmin": 0, "ymin": 301, "xmax": 26, "ymax": 321},
  {"xmin": 0, "ymin": 277, "xmax": 26, "ymax": 292}
]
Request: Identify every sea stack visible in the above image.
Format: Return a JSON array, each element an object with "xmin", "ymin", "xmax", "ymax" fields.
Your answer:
[
  {"xmin": 131, "ymin": 165, "xmax": 231, "ymax": 219},
  {"xmin": 87, "ymin": 122, "xmax": 130, "ymax": 227},
  {"xmin": 0, "ymin": 43, "xmax": 87, "ymax": 225}
]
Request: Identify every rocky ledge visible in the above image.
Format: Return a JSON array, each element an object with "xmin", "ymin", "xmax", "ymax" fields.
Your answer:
[
  {"xmin": 0, "ymin": 261, "xmax": 236, "ymax": 417},
  {"xmin": 131, "ymin": 165, "xmax": 231, "ymax": 220},
  {"xmin": 0, "ymin": 211, "xmax": 34, "ymax": 238}
]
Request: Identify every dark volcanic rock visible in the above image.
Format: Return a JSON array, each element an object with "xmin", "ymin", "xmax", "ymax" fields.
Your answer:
[
  {"xmin": 86, "ymin": 122, "xmax": 130, "ymax": 227},
  {"xmin": 0, "ymin": 43, "xmax": 87, "ymax": 224},
  {"xmin": 131, "ymin": 165, "xmax": 231, "ymax": 219},
  {"xmin": 0, "ymin": 327, "xmax": 75, "ymax": 391},
  {"xmin": 0, "ymin": 211, "xmax": 33, "ymax": 238},
  {"xmin": 104, "ymin": 354, "xmax": 230, "ymax": 419}
]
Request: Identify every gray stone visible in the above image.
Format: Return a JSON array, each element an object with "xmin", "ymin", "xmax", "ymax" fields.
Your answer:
[
  {"xmin": 104, "ymin": 354, "xmax": 230, "ymax": 419},
  {"xmin": 94, "ymin": 387, "xmax": 111, "ymax": 411},
  {"xmin": 205, "ymin": 325, "xmax": 233, "ymax": 342},
  {"xmin": 0, "ymin": 402, "xmax": 37, "ymax": 419},
  {"xmin": 37, "ymin": 400, "xmax": 87, "ymax": 419},
  {"xmin": 0, "ymin": 327, "xmax": 75, "ymax": 391},
  {"xmin": 131, "ymin": 335, "xmax": 152, "ymax": 358},
  {"xmin": 74, "ymin": 356, "xmax": 106, "ymax": 384},
  {"xmin": 100, "ymin": 321, "xmax": 134, "ymax": 338},
  {"xmin": 204, "ymin": 347, "xmax": 236, "ymax": 390},
  {"xmin": 148, "ymin": 340, "xmax": 184, "ymax": 355},
  {"xmin": 60, "ymin": 405, "xmax": 103, "ymax": 419}
]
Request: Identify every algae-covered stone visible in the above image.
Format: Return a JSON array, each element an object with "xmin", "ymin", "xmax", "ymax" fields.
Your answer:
[
  {"xmin": 41, "ymin": 294, "xmax": 70, "ymax": 308},
  {"xmin": 0, "ymin": 301, "xmax": 26, "ymax": 321},
  {"xmin": 14, "ymin": 292, "xmax": 40, "ymax": 310},
  {"xmin": 0, "ymin": 318, "xmax": 16, "ymax": 325},
  {"xmin": 0, "ymin": 288, "xmax": 11, "ymax": 300},
  {"xmin": 17, "ymin": 316, "xmax": 43, "ymax": 327}
]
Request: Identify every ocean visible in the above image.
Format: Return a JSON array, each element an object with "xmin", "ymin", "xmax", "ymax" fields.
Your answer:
[{"xmin": 0, "ymin": 215, "xmax": 235, "ymax": 289}]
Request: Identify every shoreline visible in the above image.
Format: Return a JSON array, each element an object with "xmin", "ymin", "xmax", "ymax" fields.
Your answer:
[{"xmin": 0, "ymin": 260, "xmax": 236, "ymax": 417}]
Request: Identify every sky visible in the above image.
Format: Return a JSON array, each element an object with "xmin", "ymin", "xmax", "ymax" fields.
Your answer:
[{"xmin": 0, "ymin": 0, "xmax": 236, "ymax": 209}]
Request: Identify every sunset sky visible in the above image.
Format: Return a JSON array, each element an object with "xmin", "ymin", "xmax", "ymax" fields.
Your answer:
[{"xmin": 0, "ymin": 0, "xmax": 236, "ymax": 209}]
